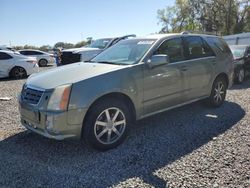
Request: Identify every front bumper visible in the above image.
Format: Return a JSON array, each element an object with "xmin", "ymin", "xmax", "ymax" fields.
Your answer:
[{"xmin": 19, "ymin": 97, "xmax": 87, "ymax": 140}]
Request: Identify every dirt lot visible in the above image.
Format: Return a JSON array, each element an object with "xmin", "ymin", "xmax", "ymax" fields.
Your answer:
[{"xmin": 0, "ymin": 66, "xmax": 249, "ymax": 187}]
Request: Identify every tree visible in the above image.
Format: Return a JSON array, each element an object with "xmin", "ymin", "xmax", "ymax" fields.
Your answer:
[
  {"xmin": 157, "ymin": 0, "xmax": 250, "ymax": 35},
  {"xmin": 74, "ymin": 41, "xmax": 88, "ymax": 48},
  {"xmin": 54, "ymin": 42, "xmax": 74, "ymax": 49}
]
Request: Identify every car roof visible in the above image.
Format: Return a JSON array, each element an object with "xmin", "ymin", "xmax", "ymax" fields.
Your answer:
[
  {"xmin": 19, "ymin": 49, "xmax": 45, "ymax": 52},
  {"xmin": 143, "ymin": 33, "xmax": 221, "ymax": 40}
]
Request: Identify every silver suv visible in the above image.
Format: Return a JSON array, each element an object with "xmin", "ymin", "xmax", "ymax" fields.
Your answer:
[{"xmin": 19, "ymin": 33, "xmax": 234, "ymax": 150}]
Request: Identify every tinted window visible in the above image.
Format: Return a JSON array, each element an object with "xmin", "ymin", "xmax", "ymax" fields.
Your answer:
[
  {"xmin": 19, "ymin": 51, "xmax": 27, "ymax": 55},
  {"xmin": 154, "ymin": 38, "xmax": 185, "ymax": 63},
  {"xmin": 20, "ymin": 50, "xmax": 43, "ymax": 55},
  {"xmin": 0, "ymin": 52, "xmax": 13, "ymax": 60},
  {"xmin": 183, "ymin": 36, "xmax": 214, "ymax": 59}
]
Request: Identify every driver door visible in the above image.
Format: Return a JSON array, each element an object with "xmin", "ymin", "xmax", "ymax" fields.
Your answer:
[{"xmin": 143, "ymin": 37, "xmax": 187, "ymax": 115}]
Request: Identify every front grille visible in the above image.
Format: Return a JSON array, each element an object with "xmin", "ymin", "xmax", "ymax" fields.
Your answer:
[
  {"xmin": 22, "ymin": 86, "xmax": 44, "ymax": 105},
  {"xmin": 61, "ymin": 52, "xmax": 81, "ymax": 65}
]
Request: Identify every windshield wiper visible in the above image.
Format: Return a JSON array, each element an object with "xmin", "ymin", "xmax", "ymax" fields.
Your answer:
[{"xmin": 96, "ymin": 61, "xmax": 124, "ymax": 65}]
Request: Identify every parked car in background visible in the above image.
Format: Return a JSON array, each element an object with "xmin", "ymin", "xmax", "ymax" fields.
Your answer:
[
  {"xmin": 19, "ymin": 33, "xmax": 233, "ymax": 150},
  {"xmin": 229, "ymin": 45, "xmax": 250, "ymax": 84},
  {"xmin": 60, "ymin": 34, "xmax": 136, "ymax": 65},
  {"xmin": 0, "ymin": 50, "xmax": 38, "ymax": 79},
  {"xmin": 19, "ymin": 49, "xmax": 54, "ymax": 67},
  {"xmin": 0, "ymin": 45, "xmax": 17, "ymax": 52}
]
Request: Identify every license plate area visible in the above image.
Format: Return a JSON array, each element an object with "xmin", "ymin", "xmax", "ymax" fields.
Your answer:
[{"xmin": 20, "ymin": 106, "xmax": 40, "ymax": 123}]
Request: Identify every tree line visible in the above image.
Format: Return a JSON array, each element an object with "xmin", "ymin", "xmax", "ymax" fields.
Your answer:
[{"xmin": 157, "ymin": 0, "xmax": 250, "ymax": 35}]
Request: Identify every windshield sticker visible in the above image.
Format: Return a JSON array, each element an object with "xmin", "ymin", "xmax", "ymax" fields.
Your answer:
[{"xmin": 137, "ymin": 41, "xmax": 154, "ymax": 45}]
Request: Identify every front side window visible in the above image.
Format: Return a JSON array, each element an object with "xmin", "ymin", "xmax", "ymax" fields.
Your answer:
[
  {"xmin": 183, "ymin": 36, "xmax": 214, "ymax": 59},
  {"xmin": 154, "ymin": 38, "xmax": 185, "ymax": 63},
  {"xmin": 0, "ymin": 52, "xmax": 13, "ymax": 60},
  {"xmin": 92, "ymin": 39, "xmax": 156, "ymax": 65}
]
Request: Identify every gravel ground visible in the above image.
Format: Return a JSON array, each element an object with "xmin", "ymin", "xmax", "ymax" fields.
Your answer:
[{"xmin": 0, "ymin": 66, "xmax": 249, "ymax": 187}]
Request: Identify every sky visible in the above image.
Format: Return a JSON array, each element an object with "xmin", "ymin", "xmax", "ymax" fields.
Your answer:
[{"xmin": 0, "ymin": 0, "xmax": 175, "ymax": 47}]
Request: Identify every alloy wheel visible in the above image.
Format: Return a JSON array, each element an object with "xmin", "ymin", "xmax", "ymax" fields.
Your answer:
[
  {"xmin": 94, "ymin": 107, "xmax": 126, "ymax": 145},
  {"xmin": 214, "ymin": 81, "xmax": 225, "ymax": 103},
  {"xmin": 13, "ymin": 67, "xmax": 26, "ymax": 79}
]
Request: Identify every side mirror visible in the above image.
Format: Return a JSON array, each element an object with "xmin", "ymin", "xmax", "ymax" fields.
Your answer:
[{"xmin": 147, "ymin": 54, "xmax": 169, "ymax": 69}]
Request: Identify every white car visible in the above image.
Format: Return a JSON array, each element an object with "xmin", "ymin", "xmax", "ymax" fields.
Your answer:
[
  {"xmin": 0, "ymin": 50, "xmax": 39, "ymax": 79},
  {"xmin": 0, "ymin": 45, "xmax": 17, "ymax": 52},
  {"xmin": 19, "ymin": 49, "xmax": 54, "ymax": 67}
]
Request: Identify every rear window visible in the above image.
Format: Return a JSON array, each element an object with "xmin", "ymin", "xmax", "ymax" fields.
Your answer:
[{"xmin": 206, "ymin": 37, "xmax": 231, "ymax": 54}]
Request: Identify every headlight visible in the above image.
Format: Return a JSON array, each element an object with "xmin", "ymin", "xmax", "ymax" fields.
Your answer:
[{"xmin": 47, "ymin": 84, "xmax": 72, "ymax": 111}]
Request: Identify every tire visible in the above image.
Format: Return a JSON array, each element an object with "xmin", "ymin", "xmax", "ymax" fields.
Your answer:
[
  {"xmin": 38, "ymin": 59, "xmax": 48, "ymax": 67},
  {"xmin": 10, "ymin": 66, "xmax": 27, "ymax": 79},
  {"xmin": 207, "ymin": 77, "xmax": 227, "ymax": 107},
  {"xmin": 235, "ymin": 67, "xmax": 245, "ymax": 84},
  {"xmin": 83, "ymin": 98, "xmax": 131, "ymax": 151}
]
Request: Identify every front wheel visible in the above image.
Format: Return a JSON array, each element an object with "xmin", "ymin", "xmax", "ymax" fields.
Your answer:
[
  {"xmin": 38, "ymin": 59, "xmax": 48, "ymax": 67},
  {"xmin": 207, "ymin": 77, "xmax": 227, "ymax": 107},
  {"xmin": 83, "ymin": 98, "xmax": 131, "ymax": 150}
]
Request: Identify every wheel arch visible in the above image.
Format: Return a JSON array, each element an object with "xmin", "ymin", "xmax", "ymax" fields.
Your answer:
[
  {"xmin": 82, "ymin": 92, "xmax": 136, "ymax": 128},
  {"xmin": 214, "ymin": 72, "xmax": 229, "ymax": 88},
  {"xmin": 9, "ymin": 66, "xmax": 27, "ymax": 78}
]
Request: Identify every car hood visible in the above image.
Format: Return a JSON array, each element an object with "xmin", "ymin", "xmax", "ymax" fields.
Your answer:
[{"xmin": 26, "ymin": 62, "xmax": 124, "ymax": 90}]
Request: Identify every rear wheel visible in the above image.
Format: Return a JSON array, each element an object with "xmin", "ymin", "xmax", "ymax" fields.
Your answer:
[
  {"xmin": 207, "ymin": 77, "xmax": 227, "ymax": 107},
  {"xmin": 235, "ymin": 67, "xmax": 245, "ymax": 84},
  {"xmin": 83, "ymin": 98, "xmax": 131, "ymax": 151},
  {"xmin": 10, "ymin": 67, "xmax": 27, "ymax": 79},
  {"xmin": 38, "ymin": 59, "xmax": 48, "ymax": 67}
]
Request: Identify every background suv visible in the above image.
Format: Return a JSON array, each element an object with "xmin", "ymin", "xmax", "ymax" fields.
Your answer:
[
  {"xmin": 60, "ymin": 34, "xmax": 136, "ymax": 65},
  {"xmin": 229, "ymin": 45, "xmax": 250, "ymax": 84},
  {"xmin": 19, "ymin": 33, "xmax": 233, "ymax": 150},
  {"xmin": 19, "ymin": 49, "xmax": 54, "ymax": 67}
]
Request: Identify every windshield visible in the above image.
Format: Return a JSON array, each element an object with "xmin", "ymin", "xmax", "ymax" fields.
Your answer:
[
  {"xmin": 230, "ymin": 46, "xmax": 246, "ymax": 58},
  {"xmin": 92, "ymin": 39, "xmax": 156, "ymax": 65},
  {"xmin": 89, "ymin": 38, "xmax": 112, "ymax": 49}
]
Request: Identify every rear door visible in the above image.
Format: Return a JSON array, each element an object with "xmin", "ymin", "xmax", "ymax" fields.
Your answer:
[
  {"xmin": 0, "ymin": 52, "xmax": 14, "ymax": 77},
  {"xmin": 181, "ymin": 36, "xmax": 216, "ymax": 100}
]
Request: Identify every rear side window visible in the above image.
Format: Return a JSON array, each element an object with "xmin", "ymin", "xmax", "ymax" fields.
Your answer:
[
  {"xmin": 183, "ymin": 36, "xmax": 214, "ymax": 60},
  {"xmin": 0, "ymin": 52, "xmax": 13, "ymax": 60},
  {"xmin": 19, "ymin": 51, "xmax": 27, "ymax": 55},
  {"xmin": 154, "ymin": 38, "xmax": 185, "ymax": 63},
  {"xmin": 20, "ymin": 50, "xmax": 43, "ymax": 55},
  {"xmin": 206, "ymin": 37, "xmax": 231, "ymax": 55}
]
